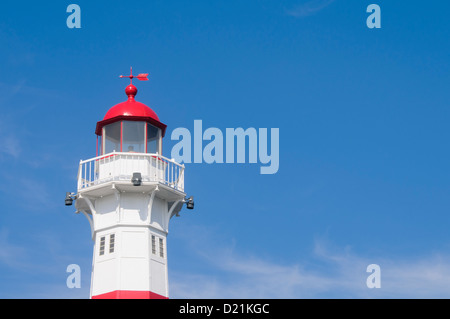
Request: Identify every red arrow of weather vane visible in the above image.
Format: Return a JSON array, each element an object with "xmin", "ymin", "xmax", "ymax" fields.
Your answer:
[{"xmin": 119, "ymin": 67, "xmax": 149, "ymax": 84}]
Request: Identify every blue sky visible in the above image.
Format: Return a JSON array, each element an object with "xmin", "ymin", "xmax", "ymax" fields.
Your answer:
[{"xmin": 0, "ymin": 0, "xmax": 449, "ymax": 298}]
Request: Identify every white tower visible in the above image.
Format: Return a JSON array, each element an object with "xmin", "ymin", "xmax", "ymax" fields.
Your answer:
[{"xmin": 67, "ymin": 69, "xmax": 193, "ymax": 299}]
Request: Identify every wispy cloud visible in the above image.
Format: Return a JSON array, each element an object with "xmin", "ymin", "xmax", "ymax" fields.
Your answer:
[
  {"xmin": 0, "ymin": 135, "xmax": 21, "ymax": 158},
  {"xmin": 0, "ymin": 227, "xmax": 92, "ymax": 298},
  {"xmin": 286, "ymin": 0, "xmax": 336, "ymax": 18},
  {"xmin": 170, "ymin": 242, "xmax": 360, "ymax": 298},
  {"xmin": 0, "ymin": 228, "xmax": 27, "ymax": 269},
  {"xmin": 169, "ymin": 226, "xmax": 450, "ymax": 298}
]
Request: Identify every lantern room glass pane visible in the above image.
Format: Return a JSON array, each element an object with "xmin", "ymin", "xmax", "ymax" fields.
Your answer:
[
  {"xmin": 104, "ymin": 121, "xmax": 121, "ymax": 154},
  {"xmin": 122, "ymin": 121, "xmax": 146, "ymax": 153},
  {"xmin": 147, "ymin": 124, "xmax": 160, "ymax": 154}
]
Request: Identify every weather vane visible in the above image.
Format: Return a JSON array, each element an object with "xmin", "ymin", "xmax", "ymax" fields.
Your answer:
[{"xmin": 119, "ymin": 67, "xmax": 149, "ymax": 84}]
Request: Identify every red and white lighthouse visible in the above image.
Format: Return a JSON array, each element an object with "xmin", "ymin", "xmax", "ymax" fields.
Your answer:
[{"xmin": 68, "ymin": 69, "xmax": 193, "ymax": 299}]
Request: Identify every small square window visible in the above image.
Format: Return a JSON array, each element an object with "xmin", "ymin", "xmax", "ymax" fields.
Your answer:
[
  {"xmin": 159, "ymin": 238, "xmax": 164, "ymax": 258},
  {"xmin": 109, "ymin": 234, "xmax": 115, "ymax": 253},
  {"xmin": 151, "ymin": 235, "xmax": 156, "ymax": 255},
  {"xmin": 99, "ymin": 236, "xmax": 105, "ymax": 256}
]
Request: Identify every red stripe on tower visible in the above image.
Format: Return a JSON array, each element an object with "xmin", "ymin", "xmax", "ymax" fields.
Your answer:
[{"xmin": 92, "ymin": 290, "xmax": 168, "ymax": 299}]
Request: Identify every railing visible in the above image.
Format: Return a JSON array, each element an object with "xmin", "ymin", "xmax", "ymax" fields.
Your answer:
[{"xmin": 77, "ymin": 152, "xmax": 185, "ymax": 192}]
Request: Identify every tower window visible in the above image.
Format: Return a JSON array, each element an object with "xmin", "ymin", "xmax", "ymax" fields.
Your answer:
[
  {"xmin": 99, "ymin": 236, "xmax": 105, "ymax": 256},
  {"xmin": 122, "ymin": 121, "xmax": 146, "ymax": 153},
  {"xmin": 151, "ymin": 235, "xmax": 156, "ymax": 255},
  {"xmin": 147, "ymin": 124, "xmax": 161, "ymax": 154},
  {"xmin": 159, "ymin": 238, "xmax": 164, "ymax": 258},
  {"xmin": 103, "ymin": 122, "xmax": 121, "ymax": 154},
  {"xmin": 109, "ymin": 234, "xmax": 115, "ymax": 253}
]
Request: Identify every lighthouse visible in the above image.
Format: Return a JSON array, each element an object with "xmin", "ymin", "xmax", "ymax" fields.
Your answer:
[{"xmin": 66, "ymin": 68, "xmax": 193, "ymax": 299}]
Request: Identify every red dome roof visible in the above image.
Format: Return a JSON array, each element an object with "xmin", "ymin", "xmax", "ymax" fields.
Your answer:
[
  {"xmin": 95, "ymin": 84, "xmax": 167, "ymax": 136},
  {"xmin": 103, "ymin": 99, "xmax": 161, "ymax": 122}
]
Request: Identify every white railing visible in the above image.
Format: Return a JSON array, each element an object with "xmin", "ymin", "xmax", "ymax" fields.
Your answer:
[{"xmin": 77, "ymin": 152, "xmax": 185, "ymax": 192}]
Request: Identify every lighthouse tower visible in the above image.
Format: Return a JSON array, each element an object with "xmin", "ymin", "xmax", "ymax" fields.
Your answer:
[{"xmin": 67, "ymin": 69, "xmax": 192, "ymax": 299}]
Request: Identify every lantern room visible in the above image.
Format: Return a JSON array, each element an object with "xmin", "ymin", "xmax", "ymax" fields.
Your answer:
[{"xmin": 95, "ymin": 83, "xmax": 167, "ymax": 156}]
